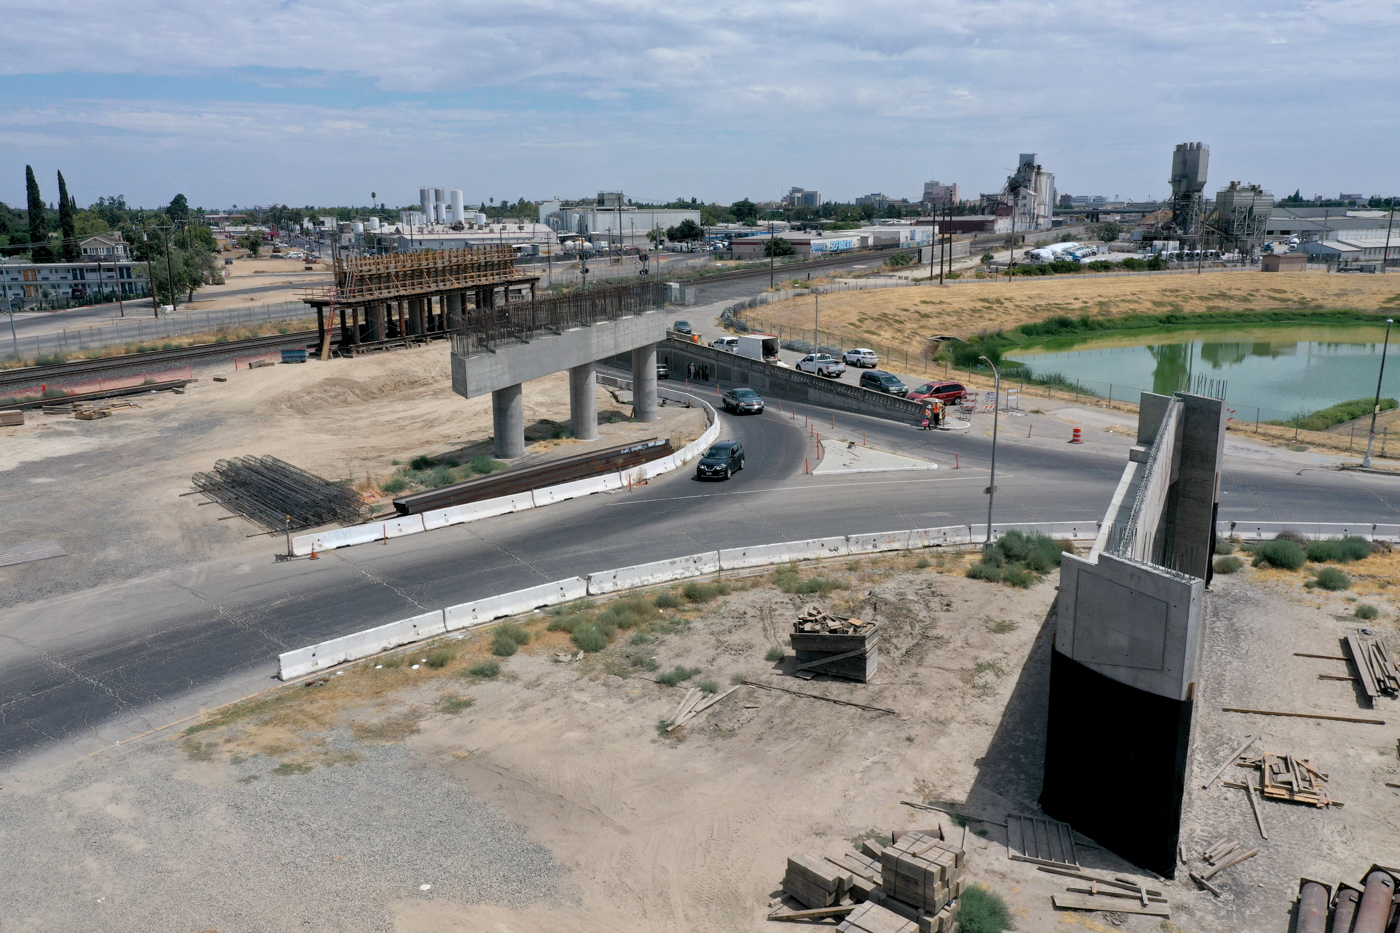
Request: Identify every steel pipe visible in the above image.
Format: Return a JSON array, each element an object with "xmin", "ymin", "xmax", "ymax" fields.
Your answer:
[
  {"xmin": 1332, "ymin": 883, "xmax": 1362, "ymax": 933},
  {"xmin": 1352, "ymin": 870, "xmax": 1395, "ymax": 933},
  {"xmin": 1298, "ymin": 880, "xmax": 1330, "ymax": 933}
]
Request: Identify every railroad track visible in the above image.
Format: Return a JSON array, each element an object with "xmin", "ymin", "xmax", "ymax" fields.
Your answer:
[{"xmin": 0, "ymin": 330, "xmax": 318, "ymax": 389}]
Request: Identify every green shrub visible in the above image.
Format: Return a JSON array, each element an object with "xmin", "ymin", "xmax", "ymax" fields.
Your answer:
[
  {"xmin": 1001, "ymin": 565, "xmax": 1034, "ymax": 588},
  {"xmin": 1313, "ymin": 567, "xmax": 1351, "ymax": 591},
  {"xmin": 765, "ymin": 646, "xmax": 785, "ymax": 663},
  {"xmin": 1356, "ymin": 604, "xmax": 1379, "ymax": 620},
  {"xmin": 730, "ymin": 672, "xmax": 746, "ymax": 685},
  {"xmin": 438, "ymin": 695, "xmax": 475, "ymax": 714},
  {"xmin": 967, "ymin": 531, "xmax": 1071, "ymax": 588},
  {"xmin": 495, "ymin": 622, "xmax": 531, "ymax": 646},
  {"xmin": 914, "ymin": 557, "xmax": 931, "ymax": 569},
  {"xmin": 1213, "ymin": 556, "xmax": 1243, "ymax": 575},
  {"xmin": 547, "ymin": 613, "xmax": 579, "ymax": 633},
  {"xmin": 656, "ymin": 665, "xmax": 702, "ymax": 687},
  {"xmin": 698, "ymin": 679, "xmax": 719, "ymax": 695},
  {"xmin": 409, "ymin": 454, "xmax": 435, "ymax": 470},
  {"xmin": 381, "ymin": 476, "xmax": 409, "ymax": 494},
  {"xmin": 467, "ymin": 660, "xmax": 500, "ymax": 678},
  {"xmin": 959, "ymin": 883, "xmax": 1013, "ymax": 933},
  {"xmin": 1307, "ymin": 536, "xmax": 1374, "ymax": 564},
  {"xmin": 597, "ymin": 596, "xmax": 657, "ymax": 631},
  {"xmin": 630, "ymin": 631, "xmax": 653, "ymax": 645},
  {"xmin": 491, "ymin": 633, "xmax": 519, "ymax": 656},
  {"xmin": 779, "ymin": 575, "xmax": 845, "ymax": 595},
  {"xmin": 572, "ymin": 625, "xmax": 609, "ymax": 653},
  {"xmin": 471, "ymin": 454, "xmax": 505, "ymax": 474},
  {"xmin": 1254, "ymin": 538, "xmax": 1307, "ymax": 570},
  {"xmin": 423, "ymin": 648, "xmax": 455, "ymax": 669},
  {"xmin": 682, "ymin": 581, "xmax": 730, "ymax": 603},
  {"xmin": 653, "ymin": 591, "xmax": 681, "ymax": 609},
  {"xmin": 966, "ymin": 561, "xmax": 1003, "ymax": 583},
  {"xmin": 1215, "ymin": 540, "xmax": 1234, "ymax": 555}
]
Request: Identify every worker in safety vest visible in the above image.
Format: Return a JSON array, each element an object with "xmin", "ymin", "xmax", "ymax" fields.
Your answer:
[
  {"xmin": 920, "ymin": 402, "xmax": 933, "ymax": 430},
  {"xmin": 932, "ymin": 399, "xmax": 943, "ymax": 428}
]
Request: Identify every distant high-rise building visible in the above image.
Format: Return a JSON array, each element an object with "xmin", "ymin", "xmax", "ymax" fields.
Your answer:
[
  {"xmin": 922, "ymin": 181, "xmax": 960, "ymax": 207},
  {"xmin": 784, "ymin": 187, "xmax": 822, "ymax": 208}
]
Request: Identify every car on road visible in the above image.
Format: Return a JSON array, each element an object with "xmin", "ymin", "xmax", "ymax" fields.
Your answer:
[
  {"xmin": 695, "ymin": 441, "xmax": 745, "ymax": 480},
  {"xmin": 711, "ymin": 337, "xmax": 738, "ymax": 352},
  {"xmin": 657, "ymin": 361, "xmax": 670, "ymax": 380},
  {"xmin": 908, "ymin": 380, "xmax": 968, "ymax": 404},
  {"xmin": 722, "ymin": 387, "xmax": 765, "ymax": 414},
  {"xmin": 859, "ymin": 370, "xmax": 908, "ymax": 396},
  {"xmin": 843, "ymin": 348, "xmax": 879, "ymax": 368},
  {"xmin": 673, "ymin": 320, "xmax": 693, "ymax": 335},
  {"xmin": 795, "ymin": 353, "xmax": 846, "ymax": 377}
]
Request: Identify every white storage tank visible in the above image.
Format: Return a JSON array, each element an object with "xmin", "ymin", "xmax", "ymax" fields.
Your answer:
[{"xmin": 450, "ymin": 189, "xmax": 464, "ymax": 224}]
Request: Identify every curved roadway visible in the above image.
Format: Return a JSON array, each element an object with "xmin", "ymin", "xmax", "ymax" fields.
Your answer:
[{"xmin": 0, "ymin": 387, "xmax": 1397, "ymax": 768}]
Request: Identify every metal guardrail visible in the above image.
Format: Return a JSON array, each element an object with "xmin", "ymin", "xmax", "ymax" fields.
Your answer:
[{"xmin": 450, "ymin": 281, "xmax": 666, "ymax": 358}]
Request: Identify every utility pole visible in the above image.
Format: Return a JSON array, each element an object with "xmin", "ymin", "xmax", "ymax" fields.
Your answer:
[
  {"xmin": 769, "ymin": 219, "xmax": 775, "ymax": 289},
  {"xmin": 163, "ymin": 223, "xmax": 177, "ymax": 311},
  {"xmin": 142, "ymin": 222, "xmax": 159, "ymax": 318},
  {"xmin": 1361, "ymin": 318, "xmax": 1394, "ymax": 469},
  {"xmin": 981, "ymin": 355, "xmax": 1001, "ymax": 545},
  {"xmin": 1384, "ymin": 205, "xmax": 1396, "ymax": 274}
]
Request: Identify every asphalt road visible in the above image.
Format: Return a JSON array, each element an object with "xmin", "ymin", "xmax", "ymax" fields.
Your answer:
[{"xmin": 2, "ymin": 379, "xmax": 1396, "ymax": 769}]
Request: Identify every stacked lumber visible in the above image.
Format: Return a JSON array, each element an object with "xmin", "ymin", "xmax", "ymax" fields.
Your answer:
[
  {"xmin": 1345, "ymin": 631, "xmax": 1400, "ymax": 702},
  {"xmin": 880, "ymin": 832, "xmax": 966, "ymax": 915},
  {"xmin": 772, "ymin": 831, "xmax": 968, "ymax": 931},
  {"xmin": 790, "ymin": 604, "xmax": 879, "ymax": 683},
  {"xmin": 1041, "ymin": 867, "xmax": 1171, "ymax": 917},
  {"xmin": 1241, "ymin": 753, "xmax": 1333, "ymax": 807},
  {"xmin": 664, "ymin": 685, "xmax": 741, "ymax": 733},
  {"xmin": 0, "ymin": 410, "xmax": 23, "ymax": 426}
]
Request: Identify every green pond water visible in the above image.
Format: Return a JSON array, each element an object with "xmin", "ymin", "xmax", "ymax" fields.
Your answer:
[{"xmin": 1005, "ymin": 323, "xmax": 1398, "ymax": 422}]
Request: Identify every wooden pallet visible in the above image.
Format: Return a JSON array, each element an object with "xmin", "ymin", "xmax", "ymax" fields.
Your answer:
[{"xmin": 1007, "ymin": 814, "xmax": 1080, "ymax": 869}]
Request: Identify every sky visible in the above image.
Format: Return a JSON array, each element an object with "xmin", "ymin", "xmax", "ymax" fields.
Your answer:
[{"xmin": 1, "ymin": 1, "xmax": 1397, "ymax": 211}]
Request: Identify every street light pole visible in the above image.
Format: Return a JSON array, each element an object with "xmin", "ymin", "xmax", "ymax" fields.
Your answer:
[
  {"xmin": 1362, "ymin": 317, "xmax": 1394, "ymax": 469},
  {"xmin": 980, "ymin": 355, "xmax": 1001, "ymax": 546}
]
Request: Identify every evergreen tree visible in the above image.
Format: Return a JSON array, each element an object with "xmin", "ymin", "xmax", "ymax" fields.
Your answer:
[
  {"xmin": 25, "ymin": 165, "xmax": 52, "ymax": 262},
  {"xmin": 57, "ymin": 170, "xmax": 79, "ymax": 261}
]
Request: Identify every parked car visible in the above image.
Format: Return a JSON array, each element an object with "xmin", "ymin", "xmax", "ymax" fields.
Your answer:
[
  {"xmin": 722, "ymin": 387, "xmax": 765, "ymax": 414},
  {"xmin": 695, "ymin": 441, "xmax": 745, "ymax": 480},
  {"xmin": 795, "ymin": 353, "xmax": 846, "ymax": 377},
  {"xmin": 673, "ymin": 320, "xmax": 693, "ymax": 335},
  {"xmin": 908, "ymin": 380, "xmax": 968, "ymax": 404},
  {"xmin": 859, "ymin": 370, "xmax": 909, "ymax": 397},
  {"xmin": 657, "ymin": 361, "xmax": 670, "ymax": 380},
  {"xmin": 710, "ymin": 337, "xmax": 738, "ymax": 352},
  {"xmin": 843, "ymin": 348, "xmax": 879, "ymax": 368}
]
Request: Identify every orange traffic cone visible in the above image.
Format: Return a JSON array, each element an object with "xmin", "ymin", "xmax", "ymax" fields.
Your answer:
[
  {"xmin": 1070, "ymin": 427, "xmax": 1083, "ymax": 444},
  {"xmin": 310, "ymin": 544, "xmax": 319, "ymax": 559}
]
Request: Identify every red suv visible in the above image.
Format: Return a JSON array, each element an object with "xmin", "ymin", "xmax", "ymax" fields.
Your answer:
[{"xmin": 909, "ymin": 381, "xmax": 967, "ymax": 404}]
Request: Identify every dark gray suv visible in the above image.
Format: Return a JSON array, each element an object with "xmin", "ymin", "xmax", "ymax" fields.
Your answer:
[
  {"xmin": 722, "ymin": 387, "xmax": 765, "ymax": 414},
  {"xmin": 696, "ymin": 441, "xmax": 745, "ymax": 480},
  {"xmin": 860, "ymin": 370, "xmax": 908, "ymax": 396}
]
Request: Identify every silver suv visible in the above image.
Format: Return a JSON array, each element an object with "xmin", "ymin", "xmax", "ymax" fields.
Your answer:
[{"xmin": 843, "ymin": 348, "xmax": 878, "ymax": 368}]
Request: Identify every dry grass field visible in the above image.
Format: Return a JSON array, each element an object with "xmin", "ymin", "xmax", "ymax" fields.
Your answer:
[{"xmin": 753, "ymin": 271, "xmax": 1400, "ymax": 357}]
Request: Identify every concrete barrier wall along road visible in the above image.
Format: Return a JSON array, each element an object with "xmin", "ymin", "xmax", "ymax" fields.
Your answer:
[
  {"xmin": 279, "ymin": 609, "xmax": 447, "ymax": 680},
  {"xmin": 422, "ymin": 492, "xmax": 535, "ymax": 531},
  {"xmin": 444, "ymin": 577, "xmax": 588, "ymax": 631},
  {"xmin": 587, "ymin": 552, "xmax": 722, "ymax": 596}
]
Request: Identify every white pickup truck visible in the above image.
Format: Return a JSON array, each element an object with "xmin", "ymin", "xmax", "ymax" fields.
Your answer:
[{"xmin": 795, "ymin": 353, "xmax": 846, "ymax": 378}]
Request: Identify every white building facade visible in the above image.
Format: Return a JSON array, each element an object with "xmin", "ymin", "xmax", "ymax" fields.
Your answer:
[{"xmin": 1, "ymin": 260, "xmax": 151, "ymax": 307}]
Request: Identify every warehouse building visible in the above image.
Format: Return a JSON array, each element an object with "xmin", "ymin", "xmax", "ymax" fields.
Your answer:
[{"xmin": 1299, "ymin": 231, "xmax": 1397, "ymax": 267}]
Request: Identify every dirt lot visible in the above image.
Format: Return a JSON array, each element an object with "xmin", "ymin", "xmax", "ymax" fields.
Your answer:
[
  {"xmin": 753, "ymin": 271, "xmax": 1400, "ymax": 354},
  {"xmin": 12, "ymin": 545, "xmax": 1397, "ymax": 932},
  {"xmin": 185, "ymin": 256, "xmax": 332, "ymax": 311},
  {"xmin": 0, "ymin": 343, "xmax": 706, "ymax": 608}
]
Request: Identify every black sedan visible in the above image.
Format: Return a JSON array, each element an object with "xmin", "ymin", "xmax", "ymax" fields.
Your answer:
[{"xmin": 695, "ymin": 441, "xmax": 745, "ymax": 480}]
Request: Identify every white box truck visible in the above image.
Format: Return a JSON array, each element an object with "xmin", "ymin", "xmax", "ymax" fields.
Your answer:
[{"xmin": 736, "ymin": 334, "xmax": 782, "ymax": 364}]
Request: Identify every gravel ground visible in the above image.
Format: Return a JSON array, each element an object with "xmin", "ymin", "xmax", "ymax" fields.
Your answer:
[{"xmin": 0, "ymin": 732, "xmax": 562, "ymax": 933}]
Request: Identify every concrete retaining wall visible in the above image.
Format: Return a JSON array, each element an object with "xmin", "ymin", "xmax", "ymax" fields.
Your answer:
[
  {"xmin": 289, "ymin": 391, "xmax": 719, "ymax": 557},
  {"xmin": 1218, "ymin": 521, "xmax": 1400, "ymax": 542},
  {"xmin": 444, "ymin": 577, "xmax": 587, "ymax": 631}
]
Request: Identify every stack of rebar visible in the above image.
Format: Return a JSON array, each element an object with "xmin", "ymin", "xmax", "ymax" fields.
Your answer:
[{"xmin": 193, "ymin": 456, "xmax": 367, "ymax": 531}]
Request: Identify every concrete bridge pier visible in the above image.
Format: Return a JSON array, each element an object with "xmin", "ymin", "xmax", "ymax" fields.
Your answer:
[
  {"xmin": 446, "ymin": 293, "xmax": 463, "ymax": 330},
  {"xmin": 369, "ymin": 303, "xmax": 385, "ymax": 341},
  {"xmin": 631, "ymin": 343, "xmax": 659, "ymax": 422},
  {"xmin": 492, "ymin": 384, "xmax": 525, "ymax": 459},
  {"xmin": 569, "ymin": 362, "xmax": 599, "ymax": 441}
]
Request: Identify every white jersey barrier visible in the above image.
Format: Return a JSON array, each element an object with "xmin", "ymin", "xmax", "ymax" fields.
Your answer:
[
  {"xmin": 291, "ymin": 391, "xmax": 720, "ymax": 558},
  {"xmin": 278, "ymin": 521, "xmax": 1103, "ymax": 679},
  {"xmin": 1219, "ymin": 521, "xmax": 1400, "ymax": 542}
]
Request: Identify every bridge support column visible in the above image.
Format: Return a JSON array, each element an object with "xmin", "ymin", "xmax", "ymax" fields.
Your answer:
[
  {"xmin": 631, "ymin": 343, "xmax": 658, "ymax": 422},
  {"xmin": 492, "ymin": 383, "xmax": 525, "ymax": 459},
  {"xmin": 367, "ymin": 303, "xmax": 384, "ymax": 341},
  {"xmin": 408, "ymin": 298, "xmax": 423, "ymax": 335},
  {"xmin": 446, "ymin": 293, "xmax": 463, "ymax": 330},
  {"xmin": 569, "ymin": 362, "xmax": 599, "ymax": 441}
]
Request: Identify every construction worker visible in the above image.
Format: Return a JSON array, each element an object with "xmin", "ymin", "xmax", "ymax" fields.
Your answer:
[
  {"xmin": 932, "ymin": 399, "xmax": 943, "ymax": 429},
  {"xmin": 921, "ymin": 402, "xmax": 934, "ymax": 430}
]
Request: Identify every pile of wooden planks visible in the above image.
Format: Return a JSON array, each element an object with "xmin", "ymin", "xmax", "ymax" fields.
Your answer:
[
  {"xmin": 664, "ymin": 685, "xmax": 741, "ymax": 733},
  {"xmin": 1041, "ymin": 867, "xmax": 1171, "ymax": 917},
  {"xmin": 1345, "ymin": 630, "xmax": 1400, "ymax": 702},
  {"xmin": 1241, "ymin": 753, "xmax": 1333, "ymax": 807},
  {"xmin": 770, "ymin": 831, "xmax": 965, "ymax": 932},
  {"xmin": 790, "ymin": 605, "xmax": 879, "ymax": 683}
]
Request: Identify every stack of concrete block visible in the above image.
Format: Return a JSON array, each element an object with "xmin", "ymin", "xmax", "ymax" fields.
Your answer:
[
  {"xmin": 880, "ymin": 832, "xmax": 966, "ymax": 916},
  {"xmin": 785, "ymin": 853, "xmax": 848, "ymax": 908}
]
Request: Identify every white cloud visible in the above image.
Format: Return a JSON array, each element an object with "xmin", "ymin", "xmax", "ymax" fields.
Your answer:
[{"xmin": 0, "ymin": 1, "xmax": 1396, "ymax": 205}]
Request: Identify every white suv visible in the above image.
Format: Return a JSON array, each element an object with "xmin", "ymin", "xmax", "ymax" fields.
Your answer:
[
  {"xmin": 795, "ymin": 353, "xmax": 846, "ymax": 377},
  {"xmin": 843, "ymin": 348, "xmax": 878, "ymax": 368}
]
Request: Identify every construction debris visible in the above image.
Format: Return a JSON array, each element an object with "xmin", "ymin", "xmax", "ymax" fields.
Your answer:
[
  {"xmin": 0, "ymin": 409, "xmax": 22, "ymax": 426},
  {"xmin": 1051, "ymin": 893, "xmax": 1170, "ymax": 917},
  {"xmin": 1240, "ymin": 752, "xmax": 1334, "ymax": 807},
  {"xmin": 192, "ymin": 455, "xmax": 369, "ymax": 532},
  {"xmin": 1345, "ymin": 630, "xmax": 1400, "ymax": 702},
  {"xmin": 1201, "ymin": 734, "xmax": 1257, "ymax": 789},
  {"xmin": 665, "ymin": 685, "xmax": 741, "ymax": 733},
  {"xmin": 790, "ymin": 605, "xmax": 879, "ymax": 682},
  {"xmin": 1006, "ymin": 814, "xmax": 1079, "ymax": 869},
  {"xmin": 773, "ymin": 830, "xmax": 966, "ymax": 933}
]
